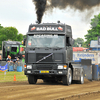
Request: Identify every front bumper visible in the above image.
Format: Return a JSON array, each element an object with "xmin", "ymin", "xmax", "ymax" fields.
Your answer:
[
  {"xmin": 24, "ymin": 64, "xmax": 67, "ymax": 76},
  {"xmin": 24, "ymin": 69, "xmax": 67, "ymax": 75}
]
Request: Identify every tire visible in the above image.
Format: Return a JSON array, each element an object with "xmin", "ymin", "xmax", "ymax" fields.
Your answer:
[
  {"xmin": 62, "ymin": 68, "xmax": 72, "ymax": 85},
  {"xmin": 43, "ymin": 79, "xmax": 49, "ymax": 83},
  {"xmin": 79, "ymin": 70, "xmax": 84, "ymax": 84},
  {"xmin": 28, "ymin": 75, "xmax": 37, "ymax": 84}
]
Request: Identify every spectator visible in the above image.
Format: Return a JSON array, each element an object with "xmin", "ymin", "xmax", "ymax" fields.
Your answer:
[
  {"xmin": 13, "ymin": 57, "xmax": 19, "ymax": 71},
  {"xmin": 13, "ymin": 57, "xmax": 19, "ymax": 63},
  {"xmin": 6, "ymin": 55, "xmax": 12, "ymax": 71},
  {"xmin": 6, "ymin": 55, "xmax": 12, "ymax": 62}
]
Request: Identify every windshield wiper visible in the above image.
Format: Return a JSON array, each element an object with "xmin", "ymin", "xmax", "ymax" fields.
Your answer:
[
  {"xmin": 45, "ymin": 46, "xmax": 52, "ymax": 49},
  {"xmin": 30, "ymin": 48, "xmax": 35, "ymax": 50},
  {"xmin": 35, "ymin": 47, "xmax": 40, "ymax": 49},
  {"xmin": 32, "ymin": 45, "xmax": 41, "ymax": 49},
  {"xmin": 53, "ymin": 46, "xmax": 62, "ymax": 50}
]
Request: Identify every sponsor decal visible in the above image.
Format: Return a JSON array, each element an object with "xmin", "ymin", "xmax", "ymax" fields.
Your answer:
[
  {"xmin": 31, "ymin": 26, "xmax": 63, "ymax": 31},
  {"xmin": 58, "ymin": 26, "xmax": 63, "ymax": 31},
  {"xmin": 31, "ymin": 27, "xmax": 36, "ymax": 31},
  {"xmin": 33, "ymin": 34, "xmax": 58, "ymax": 38},
  {"xmin": 28, "ymin": 41, "xmax": 31, "ymax": 46}
]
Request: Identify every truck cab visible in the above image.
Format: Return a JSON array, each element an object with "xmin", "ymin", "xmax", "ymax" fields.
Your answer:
[
  {"xmin": 24, "ymin": 22, "xmax": 84, "ymax": 85},
  {"xmin": 2, "ymin": 41, "xmax": 25, "ymax": 60}
]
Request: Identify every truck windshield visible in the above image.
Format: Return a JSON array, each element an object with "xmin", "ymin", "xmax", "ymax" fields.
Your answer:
[
  {"xmin": 27, "ymin": 34, "xmax": 65, "ymax": 48},
  {"xmin": 11, "ymin": 45, "xmax": 19, "ymax": 52}
]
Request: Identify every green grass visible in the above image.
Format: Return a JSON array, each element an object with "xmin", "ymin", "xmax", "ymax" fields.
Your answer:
[{"xmin": 0, "ymin": 71, "xmax": 27, "ymax": 83}]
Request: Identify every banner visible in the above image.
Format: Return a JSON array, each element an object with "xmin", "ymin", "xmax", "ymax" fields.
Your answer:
[
  {"xmin": 73, "ymin": 52, "xmax": 98, "ymax": 64},
  {"xmin": 0, "ymin": 63, "xmax": 8, "ymax": 72}
]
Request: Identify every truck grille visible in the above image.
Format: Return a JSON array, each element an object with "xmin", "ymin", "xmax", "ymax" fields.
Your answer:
[
  {"xmin": 36, "ymin": 53, "xmax": 53, "ymax": 63},
  {"xmin": 28, "ymin": 53, "xmax": 36, "ymax": 63},
  {"xmin": 37, "ymin": 65, "xmax": 52, "ymax": 70}
]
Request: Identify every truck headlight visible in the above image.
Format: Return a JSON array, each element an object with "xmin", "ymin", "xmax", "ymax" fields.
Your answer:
[
  {"xmin": 58, "ymin": 65, "xmax": 63, "ymax": 69},
  {"xmin": 27, "ymin": 65, "xmax": 32, "ymax": 69}
]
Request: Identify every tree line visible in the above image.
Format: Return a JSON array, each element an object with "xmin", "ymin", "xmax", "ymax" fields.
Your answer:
[{"xmin": 73, "ymin": 13, "xmax": 100, "ymax": 48}]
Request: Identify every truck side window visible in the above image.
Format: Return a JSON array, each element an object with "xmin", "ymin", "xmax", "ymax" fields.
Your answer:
[
  {"xmin": 66, "ymin": 37, "xmax": 70, "ymax": 46},
  {"xmin": 66, "ymin": 37, "xmax": 72, "ymax": 46}
]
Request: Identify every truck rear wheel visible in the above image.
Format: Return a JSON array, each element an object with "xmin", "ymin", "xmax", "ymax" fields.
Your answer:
[
  {"xmin": 62, "ymin": 68, "xmax": 72, "ymax": 85},
  {"xmin": 28, "ymin": 75, "xmax": 37, "ymax": 84},
  {"xmin": 79, "ymin": 70, "xmax": 84, "ymax": 84}
]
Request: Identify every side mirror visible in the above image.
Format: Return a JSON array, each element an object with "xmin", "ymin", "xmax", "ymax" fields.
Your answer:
[
  {"xmin": 69, "ymin": 38, "xmax": 73, "ymax": 46},
  {"xmin": 72, "ymin": 38, "xmax": 75, "ymax": 45}
]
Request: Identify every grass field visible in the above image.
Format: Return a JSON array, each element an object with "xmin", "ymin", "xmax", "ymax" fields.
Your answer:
[{"xmin": 0, "ymin": 71, "xmax": 27, "ymax": 83}]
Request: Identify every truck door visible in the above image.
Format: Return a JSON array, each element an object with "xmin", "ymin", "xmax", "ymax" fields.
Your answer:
[{"xmin": 66, "ymin": 36, "xmax": 73, "ymax": 62}]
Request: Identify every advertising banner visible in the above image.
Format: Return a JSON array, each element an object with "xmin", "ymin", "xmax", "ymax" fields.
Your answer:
[
  {"xmin": 73, "ymin": 52, "xmax": 98, "ymax": 64},
  {"xmin": 0, "ymin": 63, "xmax": 8, "ymax": 72}
]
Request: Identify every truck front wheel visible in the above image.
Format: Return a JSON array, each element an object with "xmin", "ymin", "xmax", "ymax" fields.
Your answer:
[
  {"xmin": 62, "ymin": 68, "xmax": 72, "ymax": 85},
  {"xmin": 28, "ymin": 75, "xmax": 37, "ymax": 84}
]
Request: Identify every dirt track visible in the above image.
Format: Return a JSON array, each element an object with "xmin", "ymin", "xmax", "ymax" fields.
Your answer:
[{"xmin": 0, "ymin": 79, "xmax": 100, "ymax": 100}]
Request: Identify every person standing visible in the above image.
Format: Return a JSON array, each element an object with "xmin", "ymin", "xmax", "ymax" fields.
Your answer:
[
  {"xmin": 6, "ymin": 55, "xmax": 11, "ymax": 62},
  {"xmin": 6, "ymin": 55, "xmax": 12, "ymax": 71},
  {"xmin": 13, "ymin": 57, "xmax": 19, "ymax": 71}
]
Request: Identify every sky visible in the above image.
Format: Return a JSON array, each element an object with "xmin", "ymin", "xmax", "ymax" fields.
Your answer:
[{"xmin": 0, "ymin": 0, "xmax": 100, "ymax": 40}]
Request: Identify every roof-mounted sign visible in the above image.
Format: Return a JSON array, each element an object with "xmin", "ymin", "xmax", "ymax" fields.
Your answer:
[{"xmin": 29, "ymin": 25, "xmax": 65, "ymax": 32}]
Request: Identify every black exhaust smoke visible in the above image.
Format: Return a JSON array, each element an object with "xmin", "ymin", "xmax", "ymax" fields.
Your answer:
[
  {"xmin": 47, "ymin": 0, "xmax": 100, "ymax": 11},
  {"xmin": 33, "ymin": 0, "xmax": 100, "ymax": 23},
  {"xmin": 33, "ymin": 0, "xmax": 46, "ymax": 24}
]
